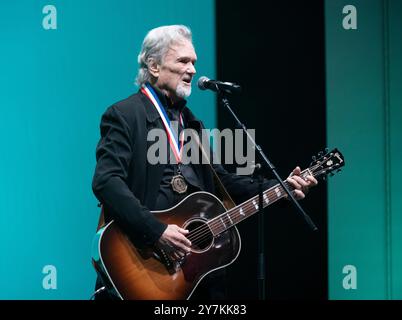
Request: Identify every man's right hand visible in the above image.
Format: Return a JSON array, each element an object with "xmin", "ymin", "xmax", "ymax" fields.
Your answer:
[{"xmin": 158, "ymin": 224, "xmax": 192, "ymax": 258}]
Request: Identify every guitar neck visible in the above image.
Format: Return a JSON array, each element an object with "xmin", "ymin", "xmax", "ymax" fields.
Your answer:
[{"xmin": 207, "ymin": 169, "xmax": 312, "ymax": 236}]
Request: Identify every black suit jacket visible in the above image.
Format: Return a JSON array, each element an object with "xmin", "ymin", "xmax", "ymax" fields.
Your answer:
[{"xmin": 92, "ymin": 88, "xmax": 276, "ymax": 247}]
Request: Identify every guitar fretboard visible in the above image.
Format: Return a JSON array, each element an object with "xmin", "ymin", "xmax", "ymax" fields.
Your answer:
[{"xmin": 207, "ymin": 169, "xmax": 312, "ymax": 236}]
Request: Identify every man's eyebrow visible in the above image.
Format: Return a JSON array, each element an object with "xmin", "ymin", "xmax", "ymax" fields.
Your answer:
[{"xmin": 177, "ymin": 56, "xmax": 197, "ymax": 63}]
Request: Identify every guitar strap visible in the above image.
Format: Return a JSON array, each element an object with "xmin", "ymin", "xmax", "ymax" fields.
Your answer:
[{"xmin": 188, "ymin": 130, "xmax": 236, "ymax": 210}]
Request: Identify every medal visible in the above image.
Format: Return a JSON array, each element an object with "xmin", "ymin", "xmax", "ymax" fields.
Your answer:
[
  {"xmin": 171, "ymin": 165, "xmax": 187, "ymax": 194},
  {"xmin": 171, "ymin": 174, "xmax": 188, "ymax": 194}
]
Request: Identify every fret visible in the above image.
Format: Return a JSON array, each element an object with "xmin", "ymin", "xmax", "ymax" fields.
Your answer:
[
  {"xmin": 208, "ymin": 171, "xmax": 309, "ymax": 234},
  {"xmin": 252, "ymin": 200, "xmax": 258, "ymax": 210},
  {"xmin": 301, "ymin": 169, "xmax": 312, "ymax": 180},
  {"xmin": 263, "ymin": 193, "xmax": 269, "ymax": 204},
  {"xmin": 274, "ymin": 187, "xmax": 281, "ymax": 197},
  {"xmin": 220, "ymin": 217, "xmax": 227, "ymax": 229}
]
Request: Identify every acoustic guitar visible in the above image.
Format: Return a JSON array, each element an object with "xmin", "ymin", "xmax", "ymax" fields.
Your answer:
[{"xmin": 92, "ymin": 148, "xmax": 344, "ymax": 299}]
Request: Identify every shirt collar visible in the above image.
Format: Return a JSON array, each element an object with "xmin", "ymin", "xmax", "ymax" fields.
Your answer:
[
  {"xmin": 146, "ymin": 82, "xmax": 187, "ymax": 112},
  {"xmin": 142, "ymin": 83, "xmax": 202, "ymax": 128}
]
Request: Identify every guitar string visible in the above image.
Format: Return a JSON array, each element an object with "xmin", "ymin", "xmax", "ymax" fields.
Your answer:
[
  {"xmin": 186, "ymin": 162, "xmax": 337, "ymax": 247},
  {"xmin": 186, "ymin": 164, "xmax": 323, "ymax": 245},
  {"xmin": 186, "ymin": 163, "xmax": 325, "ymax": 246},
  {"xmin": 187, "ymin": 188, "xmax": 287, "ymax": 247},
  {"xmin": 186, "ymin": 180, "xmax": 295, "ymax": 246},
  {"xmin": 188, "ymin": 165, "xmax": 336, "ymax": 246},
  {"xmin": 186, "ymin": 161, "xmax": 323, "ymax": 242},
  {"xmin": 171, "ymin": 184, "xmax": 296, "ymax": 263},
  {"xmin": 187, "ymin": 165, "xmax": 337, "ymax": 247}
]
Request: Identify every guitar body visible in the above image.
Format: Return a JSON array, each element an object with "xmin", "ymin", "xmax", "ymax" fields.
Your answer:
[{"xmin": 92, "ymin": 191, "xmax": 241, "ymax": 300}]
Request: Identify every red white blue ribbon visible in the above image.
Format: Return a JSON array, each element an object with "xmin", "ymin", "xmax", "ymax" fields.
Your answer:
[{"xmin": 141, "ymin": 83, "xmax": 184, "ymax": 163}]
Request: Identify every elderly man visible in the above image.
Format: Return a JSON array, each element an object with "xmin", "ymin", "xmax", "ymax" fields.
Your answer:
[{"xmin": 92, "ymin": 25, "xmax": 317, "ymax": 300}]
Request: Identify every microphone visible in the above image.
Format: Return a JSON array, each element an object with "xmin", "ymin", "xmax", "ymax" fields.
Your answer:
[{"xmin": 197, "ymin": 76, "xmax": 241, "ymax": 94}]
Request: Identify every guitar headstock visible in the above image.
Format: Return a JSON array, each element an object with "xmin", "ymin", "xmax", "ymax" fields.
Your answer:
[{"xmin": 308, "ymin": 148, "xmax": 345, "ymax": 180}]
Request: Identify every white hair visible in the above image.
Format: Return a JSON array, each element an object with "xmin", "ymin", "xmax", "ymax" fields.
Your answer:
[{"xmin": 135, "ymin": 25, "xmax": 193, "ymax": 86}]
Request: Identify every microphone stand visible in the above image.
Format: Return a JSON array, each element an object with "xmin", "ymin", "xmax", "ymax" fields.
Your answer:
[
  {"xmin": 253, "ymin": 163, "xmax": 265, "ymax": 299},
  {"xmin": 216, "ymin": 89, "xmax": 318, "ymax": 299}
]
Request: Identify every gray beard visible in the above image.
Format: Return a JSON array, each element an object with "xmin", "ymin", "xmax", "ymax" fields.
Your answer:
[{"xmin": 176, "ymin": 83, "xmax": 192, "ymax": 99}]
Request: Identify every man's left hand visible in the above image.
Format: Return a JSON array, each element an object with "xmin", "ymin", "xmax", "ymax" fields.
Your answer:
[{"xmin": 286, "ymin": 166, "xmax": 318, "ymax": 200}]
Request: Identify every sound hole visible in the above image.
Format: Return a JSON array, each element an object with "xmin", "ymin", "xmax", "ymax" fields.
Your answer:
[{"xmin": 186, "ymin": 219, "xmax": 214, "ymax": 252}]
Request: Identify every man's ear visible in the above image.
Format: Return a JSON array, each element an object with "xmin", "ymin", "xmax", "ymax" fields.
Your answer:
[{"xmin": 148, "ymin": 58, "xmax": 160, "ymax": 78}]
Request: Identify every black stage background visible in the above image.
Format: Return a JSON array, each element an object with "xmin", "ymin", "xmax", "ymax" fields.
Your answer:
[{"xmin": 216, "ymin": 0, "xmax": 327, "ymax": 299}]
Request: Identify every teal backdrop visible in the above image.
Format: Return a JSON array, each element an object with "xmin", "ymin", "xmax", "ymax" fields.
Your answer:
[
  {"xmin": 0, "ymin": 0, "xmax": 215, "ymax": 299},
  {"xmin": 2, "ymin": 0, "xmax": 401, "ymax": 301},
  {"xmin": 326, "ymin": 0, "xmax": 402, "ymax": 299}
]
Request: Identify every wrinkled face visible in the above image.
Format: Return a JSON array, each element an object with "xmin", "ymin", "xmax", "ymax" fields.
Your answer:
[{"xmin": 150, "ymin": 39, "xmax": 197, "ymax": 101}]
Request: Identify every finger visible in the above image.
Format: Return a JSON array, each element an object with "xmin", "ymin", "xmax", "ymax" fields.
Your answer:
[
  {"xmin": 292, "ymin": 175, "xmax": 310, "ymax": 187},
  {"xmin": 291, "ymin": 166, "xmax": 301, "ymax": 176},
  {"xmin": 174, "ymin": 233, "xmax": 192, "ymax": 248},
  {"xmin": 293, "ymin": 190, "xmax": 305, "ymax": 200},
  {"xmin": 178, "ymin": 227, "xmax": 190, "ymax": 235},
  {"xmin": 306, "ymin": 175, "xmax": 318, "ymax": 186},
  {"xmin": 171, "ymin": 239, "xmax": 192, "ymax": 253},
  {"xmin": 287, "ymin": 177, "xmax": 302, "ymax": 190}
]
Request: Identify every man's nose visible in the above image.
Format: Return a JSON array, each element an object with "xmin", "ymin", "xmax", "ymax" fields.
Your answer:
[{"xmin": 187, "ymin": 63, "xmax": 196, "ymax": 75}]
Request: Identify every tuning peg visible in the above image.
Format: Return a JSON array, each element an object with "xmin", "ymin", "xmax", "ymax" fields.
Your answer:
[
  {"xmin": 325, "ymin": 148, "xmax": 329, "ymax": 153},
  {"xmin": 312, "ymin": 156, "xmax": 316, "ymax": 161},
  {"xmin": 337, "ymin": 169, "xmax": 342, "ymax": 173},
  {"xmin": 322, "ymin": 175, "xmax": 327, "ymax": 181},
  {"xmin": 318, "ymin": 151, "xmax": 324, "ymax": 157}
]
